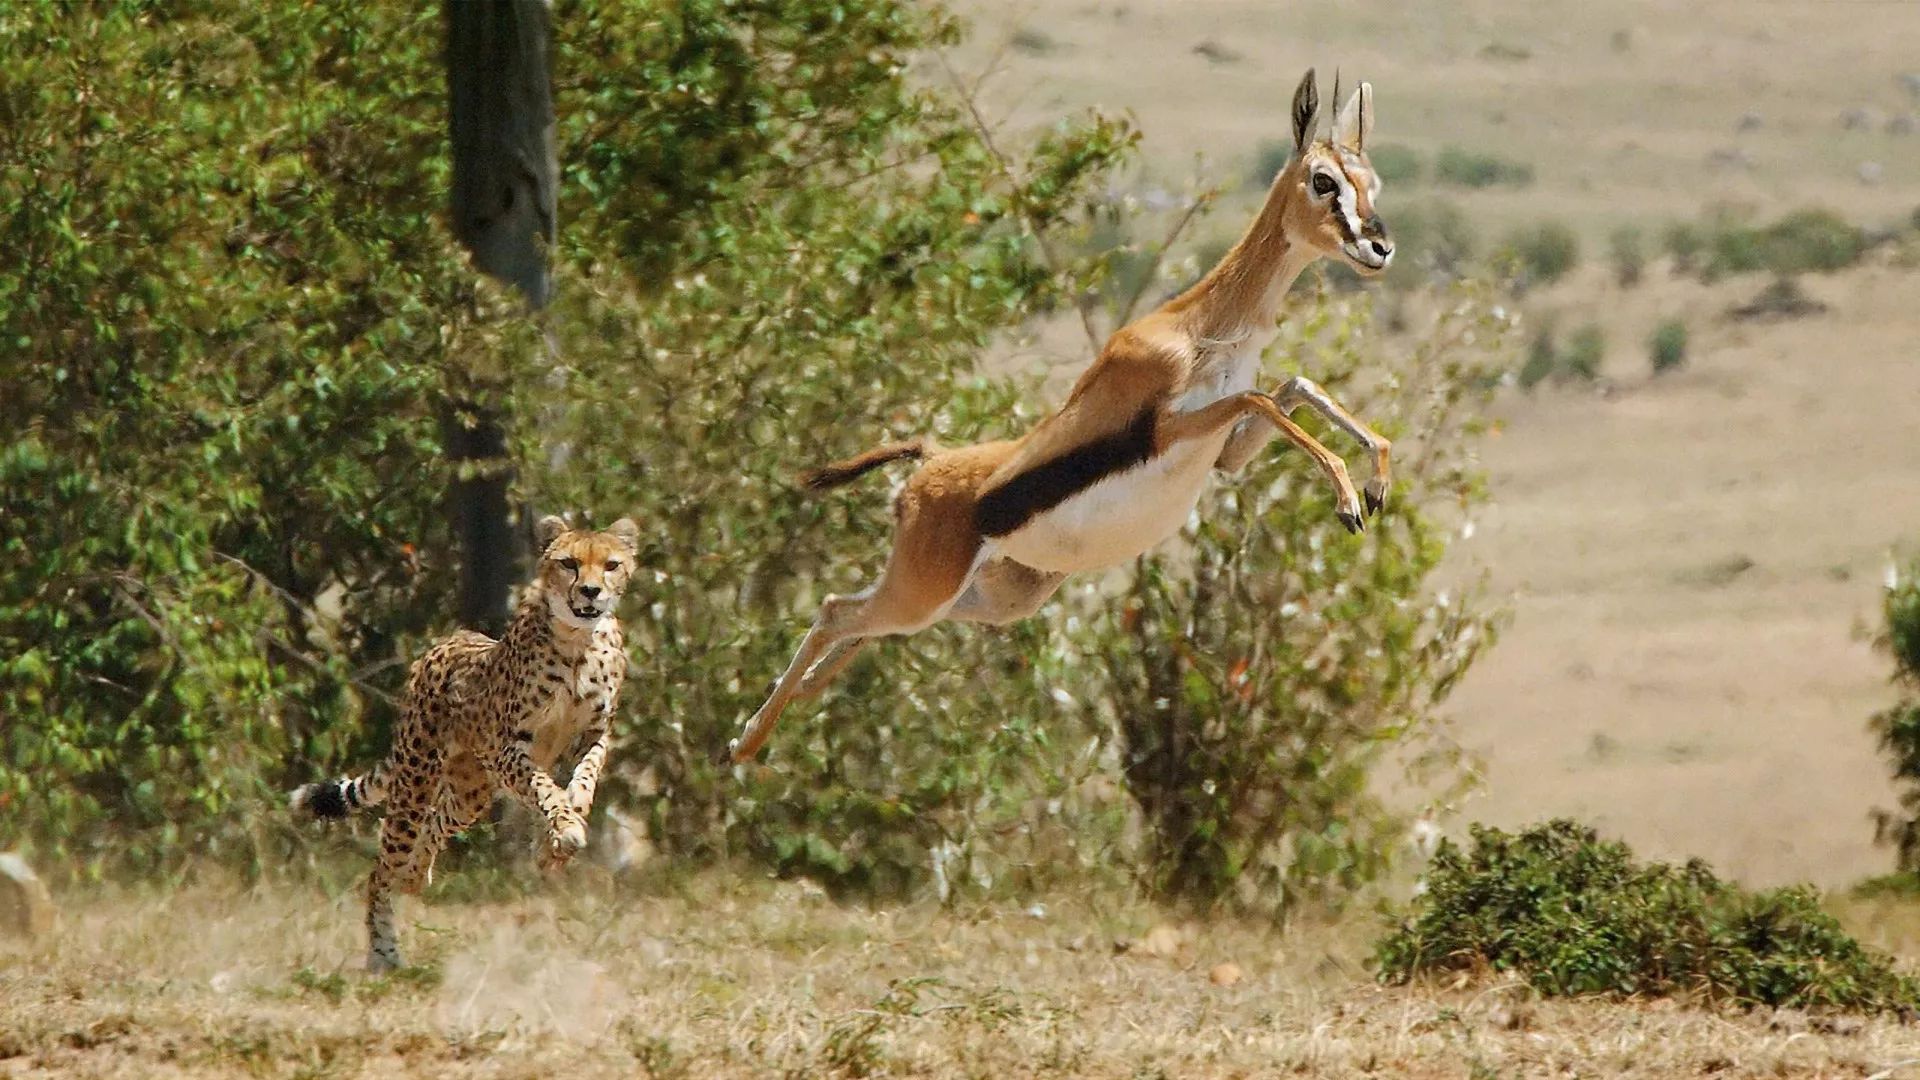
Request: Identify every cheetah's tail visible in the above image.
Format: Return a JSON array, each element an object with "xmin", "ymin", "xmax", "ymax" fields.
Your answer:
[{"xmin": 289, "ymin": 766, "xmax": 387, "ymax": 821}]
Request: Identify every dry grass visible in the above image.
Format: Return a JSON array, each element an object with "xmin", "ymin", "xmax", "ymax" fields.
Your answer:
[{"xmin": 5, "ymin": 873, "xmax": 1920, "ymax": 1078}]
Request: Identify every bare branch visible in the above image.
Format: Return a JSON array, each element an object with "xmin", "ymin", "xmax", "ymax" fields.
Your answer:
[
  {"xmin": 1114, "ymin": 189, "xmax": 1217, "ymax": 328},
  {"xmin": 935, "ymin": 50, "xmax": 1104, "ymax": 356}
]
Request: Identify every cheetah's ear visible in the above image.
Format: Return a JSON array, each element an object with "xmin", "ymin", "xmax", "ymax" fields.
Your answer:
[
  {"xmin": 533, "ymin": 514, "xmax": 568, "ymax": 552},
  {"xmin": 606, "ymin": 517, "xmax": 641, "ymax": 551}
]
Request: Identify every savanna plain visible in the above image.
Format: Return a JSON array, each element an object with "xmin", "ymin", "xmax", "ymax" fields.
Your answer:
[{"xmin": 10, "ymin": 0, "xmax": 1920, "ymax": 1077}]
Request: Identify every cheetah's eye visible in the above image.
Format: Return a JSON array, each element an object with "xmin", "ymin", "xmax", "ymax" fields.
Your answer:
[
  {"xmin": 559, "ymin": 557, "xmax": 579, "ymax": 571},
  {"xmin": 604, "ymin": 560, "xmax": 622, "ymax": 572}
]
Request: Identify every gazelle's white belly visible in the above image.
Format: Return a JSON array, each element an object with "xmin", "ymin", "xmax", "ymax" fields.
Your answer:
[
  {"xmin": 992, "ymin": 348, "xmax": 1259, "ymax": 575},
  {"xmin": 994, "ymin": 433, "xmax": 1228, "ymax": 573}
]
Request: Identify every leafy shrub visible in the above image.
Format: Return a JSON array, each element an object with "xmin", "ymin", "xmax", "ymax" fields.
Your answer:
[
  {"xmin": 1562, "ymin": 324, "xmax": 1606, "ymax": 381},
  {"xmin": 1663, "ymin": 222, "xmax": 1705, "ymax": 273},
  {"xmin": 1249, "ymin": 139, "xmax": 1293, "ymax": 188},
  {"xmin": 1702, "ymin": 209, "xmax": 1865, "ymax": 279},
  {"xmin": 1500, "ymin": 221, "xmax": 1581, "ymax": 286},
  {"xmin": 1385, "ymin": 200, "xmax": 1476, "ymax": 283},
  {"xmin": 1434, "ymin": 147, "xmax": 1534, "ymax": 188},
  {"xmin": 1368, "ymin": 143, "xmax": 1422, "ymax": 184},
  {"xmin": 1518, "ymin": 329, "xmax": 1559, "ymax": 390},
  {"xmin": 1048, "ymin": 286, "xmax": 1511, "ymax": 912},
  {"xmin": 1376, "ymin": 820, "xmax": 1920, "ymax": 1012},
  {"xmin": 1609, "ymin": 226, "xmax": 1646, "ymax": 287},
  {"xmin": 1649, "ymin": 319, "xmax": 1688, "ymax": 374},
  {"xmin": 0, "ymin": 1, "xmax": 1133, "ymax": 889},
  {"xmin": 1872, "ymin": 556, "xmax": 1920, "ymax": 872}
]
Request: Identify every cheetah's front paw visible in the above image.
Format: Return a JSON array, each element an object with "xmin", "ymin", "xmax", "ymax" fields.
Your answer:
[{"xmin": 537, "ymin": 815, "xmax": 588, "ymax": 873}]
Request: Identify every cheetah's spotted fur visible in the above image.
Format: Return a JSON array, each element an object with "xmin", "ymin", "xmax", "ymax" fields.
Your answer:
[{"xmin": 291, "ymin": 515, "xmax": 639, "ymax": 972}]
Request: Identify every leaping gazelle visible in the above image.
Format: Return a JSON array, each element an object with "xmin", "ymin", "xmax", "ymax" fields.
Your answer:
[{"xmin": 726, "ymin": 70, "xmax": 1396, "ymax": 763}]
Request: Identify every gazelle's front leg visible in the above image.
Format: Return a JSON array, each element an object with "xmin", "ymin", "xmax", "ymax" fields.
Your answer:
[
  {"xmin": 1213, "ymin": 376, "xmax": 1391, "ymax": 515},
  {"xmin": 1166, "ymin": 391, "xmax": 1366, "ymax": 533},
  {"xmin": 1274, "ymin": 375, "xmax": 1391, "ymax": 515}
]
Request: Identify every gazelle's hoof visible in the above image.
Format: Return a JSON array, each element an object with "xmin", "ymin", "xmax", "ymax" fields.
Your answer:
[
  {"xmin": 1337, "ymin": 509, "xmax": 1365, "ymax": 535},
  {"xmin": 1364, "ymin": 486, "xmax": 1386, "ymax": 517}
]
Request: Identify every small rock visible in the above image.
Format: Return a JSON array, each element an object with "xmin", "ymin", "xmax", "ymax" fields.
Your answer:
[
  {"xmin": 1899, "ymin": 73, "xmax": 1920, "ymax": 101},
  {"xmin": 1139, "ymin": 923, "xmax": 1184, "ymax": 958},
  {"xmin": 1488, "ymin": 1000, "xmax": 1533, "ymax": 1030},
  {"xmin": 1208, "ymin": 962, "xmax": 1243, "ymax": 986},
  {"xmin": 0, "ymin": 851, "xmax": 55, "ymax": 938},
  {"xmin": 1889, "ymin": 114, "xmax": 1917, "ymax": 137},
  {"xmin": 1736, "ymin": 110, "xmax": 1764, "ymax": 133}
]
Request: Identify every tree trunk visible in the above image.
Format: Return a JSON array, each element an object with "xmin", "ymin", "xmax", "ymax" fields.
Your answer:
[{"xmin": 444, "ymin": 0, "xmax": 556, "ymax": 633}]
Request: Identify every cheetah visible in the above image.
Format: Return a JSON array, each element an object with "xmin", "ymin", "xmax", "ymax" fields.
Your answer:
[{"xmin": 291, "ymin": 515, "xmax": 638, "ymax": 972}]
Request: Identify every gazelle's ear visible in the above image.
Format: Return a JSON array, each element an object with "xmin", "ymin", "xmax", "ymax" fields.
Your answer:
[
  {"xmin": 533, "ymin": 514, "xmax": 567, "ymax": 552},
  {"xmin": 1334, "ymin": 83, "xmax": 1374, "ymax": 151},
  {"xmin": 1290, "ymin": 68, "xmax": 1319, "ymax": 154}
]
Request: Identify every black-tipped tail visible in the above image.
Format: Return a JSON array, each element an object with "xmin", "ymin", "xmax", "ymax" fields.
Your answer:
[
  {"xmin": 290, "ymin": 769, "xmax": 383, "ymax": 821},
  {"xmin": 291, "ymin": 780, "xmax": 350, "ymax": 820},
  {"xmin": 799, "ymin": 438, "xmax": 928, "ymax": 491}
]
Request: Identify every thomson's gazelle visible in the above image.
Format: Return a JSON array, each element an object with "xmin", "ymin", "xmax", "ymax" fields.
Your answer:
[{"xmin": 727, "ymin": 69, "xmax": 1397, "ymax": 763}]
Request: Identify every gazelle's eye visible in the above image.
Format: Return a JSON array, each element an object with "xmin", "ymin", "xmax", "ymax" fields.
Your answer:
[
  {"xmin": 1311, "ymin": 173, "xmax": 1337, "ymax": 197},
  {"xmin": 559, "ymin": 557, "xmax": 579, "ymax": 571},
  {"xmin": 604, "ymin": 560, "xmax": 621, "ymax": 572}
]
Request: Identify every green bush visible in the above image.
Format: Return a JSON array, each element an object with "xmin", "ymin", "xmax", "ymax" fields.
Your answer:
[
  {"xmin": 1249, "ymin": 139, "xmax": 1294, "ymax": 188},
  {"xmin": 1702, "ymin": 209, "xmax": 1865, "ymax": 279},
  {"xmin": 1609, "ymin": 226, "xmax": 1646, "ymax": 287},
  {"xmin": 1434, "ymin": 147, "xmax": 1534, "ymax": 188},
  {"xmin": 1518, "ymin": 329, "xmax": 1559, "ymax": 390},
  {"xmin": 1386, "ymin": 200, "xmax": 1476, "ymax": 283},
  {"xmin": 1563, "ymin": 324, "xmax": 1606, "ymax": 381},
  {"xmin": 1368, "ymin": 143, "xmax": 1422, "ymax": 184},
  {"xmin": 0, "ymin": 1, "xmax": 1133, "ymax": 888},
  {"xmin": 1500, "ymin": 221, "xmax": 1581, "ymax": 286},
  {"xmin": 1377, "ymin": 820, "xmax": 1920, "ymax": 1012},
  {"xmin": 1663, "ymin": 222, "xmax": 1705, "ymax": 273},
  {"xmin": 1872, "ymin": 556, "xmax": 1920, "ymax": 872},
  {"xmin": 1649, "ymin": 319, "xmax": 1688, "ymax": 375}
]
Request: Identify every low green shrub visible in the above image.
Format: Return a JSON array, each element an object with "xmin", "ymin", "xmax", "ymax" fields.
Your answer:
[
  {"xmin": 1434, "ymin": 146, "xmax": 1533, "ymax": 188},
  {"xmin": 1501, "ymin": 221, "xmax": 1580, "ymax": 286},
  {"xmin": 1518, "ymin": 329, "xmax": 1558, "ymax": 391},
  {"xmin": 1376, "ymin": 820, "xmax": 1920, "ymax": 1012},
  {"xmin": 1649, "ymin": 319, "xmax": 1688, "ymax": 375},
  {"xmin": 1872, "ymin": 556, "xmax": 1920, "ymax": 872},
  {"xmin": 1368, "ymin": 143, "xmax": 1422, "ymax": 184},
  {"xmin": 1703, "ymin": 209, "xmax": 1865, "ymax": 279},
  {"xmin": 1609, "ymin": 226, "xmax": 1645, "ymax": 287},
  {"xmin": 1663, "ymin": 222, "xmax": 1705, "ymax": 273},
  {"xmin": 1562, "ymin": 324, "xmax": 1605, "ymax": 381}
]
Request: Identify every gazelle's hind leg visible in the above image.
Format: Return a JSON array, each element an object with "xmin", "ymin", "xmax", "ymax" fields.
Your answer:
[
  {"xmin": 728, "ymin": 470, "xmax": 991, "ymax": 763},
  {"xmin": 795, "ymin": 637, "xmax": 868, "ymax": 700},
  {"xmin": 792, "ymin": 559, "xmax": 1063, "ymax": 697},
  {"xmin": 947, "ymin": 557, "xmax": 1067, "ymax": 626}
]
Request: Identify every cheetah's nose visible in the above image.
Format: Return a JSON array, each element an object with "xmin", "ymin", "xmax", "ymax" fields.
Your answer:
[{"xmin": 578, "ymin": 584, "xmax": 601, "ymax": 599}]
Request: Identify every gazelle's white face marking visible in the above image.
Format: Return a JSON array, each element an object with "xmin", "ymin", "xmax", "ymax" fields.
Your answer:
[{"xmin": 1300, "ymin": 145, "xmax": 1393, "ymax": 275}]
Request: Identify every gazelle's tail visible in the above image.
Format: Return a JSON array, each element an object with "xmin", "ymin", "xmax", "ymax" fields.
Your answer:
[
  {"xmin": 798, "ymin": 438, "xmax": 930, "ymax": 491},
  {"xmin": 289, "ymin": 764, "xmax": 387, "ymax": 821}
]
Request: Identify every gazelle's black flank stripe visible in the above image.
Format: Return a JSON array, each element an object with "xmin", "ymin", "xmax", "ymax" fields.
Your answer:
[{"xmin": 976, "ymin": 405, "xmax": 1160, "ymax": 538}]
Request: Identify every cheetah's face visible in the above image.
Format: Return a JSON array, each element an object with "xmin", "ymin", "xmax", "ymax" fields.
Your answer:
[{"xmin": 531, "ymin": 516, "xmax": 640, "ymax": 628}]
